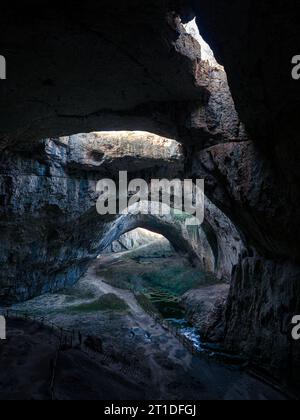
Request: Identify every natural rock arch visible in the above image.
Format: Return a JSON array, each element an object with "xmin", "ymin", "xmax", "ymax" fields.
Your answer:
[
  {"xmin": 1, "ymin": 0, "xmax": 300, "ymax": 387},
  {"xmin": 0, "ymin": 133, "xmax": 244, "ymax": 303}
]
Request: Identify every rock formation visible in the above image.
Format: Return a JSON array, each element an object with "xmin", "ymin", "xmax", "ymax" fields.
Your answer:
[
  {"xmin": 180, "ymin": 283, "xmax": 230, "ymax": 343},
  {"xmin": 1, "ymin": 0, "xmax": 300, "ymax": 389},
  {"xmin": 104, "ymin": 228, "xmax": 168, "ymax": 254},
  {"xmin": 1, "ymin": 132, "xmax": 241, "ymax": 303},
  {"xmin": 0, "ymin": 133, "xmax": 181, "ymax": 302}
]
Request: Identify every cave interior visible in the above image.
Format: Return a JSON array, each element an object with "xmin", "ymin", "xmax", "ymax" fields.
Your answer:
[{"xmin": 0, "ymin": 0, "xmax": 300, "ymax": 400}]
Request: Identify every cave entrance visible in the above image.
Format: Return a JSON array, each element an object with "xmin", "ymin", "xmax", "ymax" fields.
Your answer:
[
  {"xmin": 6, "ymin": 128, "xmax": 237, "ymax": 356},
  {"xmin": 2, "ymin": 13, "xmax": 244, "ymax": 384},
  {"xmin": 184, "ymin": 17, "xmax": 224, "ymax": 69},
  {"xmin": 103, "ymin": 227, "xmax": 173, "ymax": 257},
  {"xmin": 2, "ymin": 2, "xmax": 293, "ymax": 400},
  {"xmin": 5, "ymin": 127, "xmax": 240, "ymax": 362},
  {"xmin": 97, "ymin": 226, "xmax": 214, "ymax": 352}
]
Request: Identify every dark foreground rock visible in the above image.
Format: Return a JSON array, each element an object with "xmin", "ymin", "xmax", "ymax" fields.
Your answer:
[
  {"xmin": 224, "ymin": 257, "xmax": 300, "ymax": 390},
  {"xmin": 0, "ymin": 316, "xmax": 289, "ymax": 400},
  {"xmin": 180, "ymin": 283, "xmax": 230, "ymax": 343}
]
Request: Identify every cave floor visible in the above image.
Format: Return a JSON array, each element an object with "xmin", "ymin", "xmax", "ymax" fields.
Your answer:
[{"xmin": 0, "ymin": 250, "xmax": 288, "ymax": 400}]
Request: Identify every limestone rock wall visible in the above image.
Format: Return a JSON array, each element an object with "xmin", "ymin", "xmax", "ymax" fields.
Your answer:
[
  {"xmin": 1, "ymin": 0, "xmax": 300, "ymax": 386},
  {"xmin": 225, "ymin": 257, "xmax": 300, "ymax": 388},
  {"xmin": 0, "ymin": 133, "xmax": 182, "ymax": 302},
  {"xmin": 0, "ymin": 133, "xmax": 239, "ymax": 303},
  {"xmin": 103, "ymin": 228, "xmax": 169, "ymax": 254}
]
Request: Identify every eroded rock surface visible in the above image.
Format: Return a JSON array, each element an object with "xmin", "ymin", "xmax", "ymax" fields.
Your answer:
[
  {"xmin": 54, "ymin": 132, "xmax": 183, "ymax": 175},
  {"xmin": 191, "ymin": 141, "xmax": 300, "ymax": 260},
  {"xmin": 0, "ymin": 135, "xmax": 170, "ymax": 301},
  {"xmin": 180, "ymin": 284, "xmax": 230, "ymax": 343},
  {"xmin": 1, "ymin": 0, "xmax": 300, "ymax": 389},
  {"xmin": 225, "ymin": 257, "xmax": 300, "ymax": 388},
  {"xmin": 190, "ymin": 140, "xmax": 300, "ymax": 387},
  {"xmin": 104, "ymin": 228, "xmax": 169, "ymax": 254},
  {"xmin": 0, "ymin": 133, "xmax": 238, "ymax": 302}
]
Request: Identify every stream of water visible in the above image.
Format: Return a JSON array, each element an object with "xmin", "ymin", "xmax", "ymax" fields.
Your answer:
[{"xmin": 141, "ymin": 287, "xmax": 203, "ymax": 351}]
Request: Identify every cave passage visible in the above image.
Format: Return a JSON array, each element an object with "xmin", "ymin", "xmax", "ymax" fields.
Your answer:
[
  {"xmin": 0, "ymin": 10, "xmax": 260, "ymax": 390},
  {"xmin": 0, "ymin": 117, "xmax": 252, "ymax": 399},
  {"xmin": 9, "ymin": 224, "xmax": 233, "ymax": 365},
  {"xmin": 100, "ymin": 227, "xmax": 215, "ymax": 352},
  {"xmin": 1, "ymin": 1, "xmax": 298, "ymax": 399},
  {"xmin": 4, "ymin": 127, "xmax": 244, "ymax": 380}
]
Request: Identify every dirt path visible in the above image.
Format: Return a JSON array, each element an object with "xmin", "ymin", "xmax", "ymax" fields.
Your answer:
[
  {"xmin": 7, "ymin": 258, "xmax": 290, "ymax": 400},
  {"xmin": 78, "ymin": 262, "xmax": 289, "ymax": 400}
]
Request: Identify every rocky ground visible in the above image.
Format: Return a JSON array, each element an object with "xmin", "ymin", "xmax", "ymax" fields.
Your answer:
[
  {"xmin": 0, "ymin": 315, "xmax": 288, "ymax": 400},
  {"xmin": 0, "ymin": 318, "xmax": 146, "ymax": 400},
  {"xmin": 0, "ymin": 244, "xmax": 290, "ymax": 400},
  {"xmin": 180, "ymin": 284, "xmax": 230, "ymax": 343}
]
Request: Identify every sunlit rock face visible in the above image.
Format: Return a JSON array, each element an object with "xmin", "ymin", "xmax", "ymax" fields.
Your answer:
[
  {"xmin": 54, "ymin": 132, "xmax": 183, "ymax": 174},
  {"xmin": 182, "ymin": 17, "xmax": 247, "ymax": 149},
  {"xmin": 189, "ymin": 1, "xmax": 300, "ymax": 181},
  {"xmin": 103, "ymin": 228, "xmax": 169, "ymax": 254}
]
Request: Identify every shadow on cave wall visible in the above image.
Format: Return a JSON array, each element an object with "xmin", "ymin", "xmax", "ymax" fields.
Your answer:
[{"xmin": 0, "ymin": 0, "xmax": 300, "ymax": 389}]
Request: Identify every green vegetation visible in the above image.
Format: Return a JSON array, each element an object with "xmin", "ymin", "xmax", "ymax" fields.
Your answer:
[
  {"xmin": 95, "ymin": 240, "xmax": 222, "ymax": 321},
  {"xmin": 98, "ymin": 252, "xmax": 220, "ymax": 297},
  {"xmin": 171, "ymin": 209, "xmax": 200, "ymax": 240},
  {"xmin": 140, "ymin": 267, "xmax": 217, "ymax": 297},
  {"xmin": 171, "ymin": 209, "xmax": 193, "ymax": 223},
  {"xmin": 63, "ymin": 288, "xmax": 96, "ymax": 303},
  {"xmin": 68, "ymin": 294, "xmax": 129, "ymax": 314}
]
